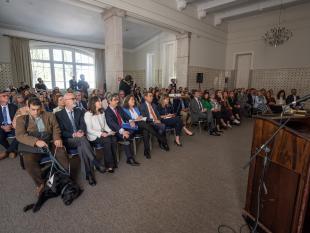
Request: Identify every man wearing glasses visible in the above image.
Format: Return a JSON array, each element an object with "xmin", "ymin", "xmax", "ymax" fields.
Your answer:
[
  {"xmin": 56, "ymin": 92, "xmax": 105, "ymax": 186},
  {"xmin": 0, "ymin": 89, "xmax": 18, "ymax": 159}
]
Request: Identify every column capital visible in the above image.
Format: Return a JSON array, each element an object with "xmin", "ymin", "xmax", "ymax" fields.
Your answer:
[
  {"xmin": 102, "ymin": 7, "xmax": 126, "ymax": 21},
  {"xmin": 176, "ymin": 32, "xmax": 191, "ymax": 40}
]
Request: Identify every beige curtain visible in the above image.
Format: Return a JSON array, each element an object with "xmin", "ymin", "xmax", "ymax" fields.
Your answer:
[
  {"xmin": 95, "ymin": 49, "xmax": 105, "ymax": 90},
  {"xmin": 10, "ymin": 37, "xmax": 33, "ymax": 87}
]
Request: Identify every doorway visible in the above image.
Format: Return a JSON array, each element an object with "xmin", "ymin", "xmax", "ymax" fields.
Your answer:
[{"xmin": 235, "ymin": 53, "xmax": 252, "ymax": 89}]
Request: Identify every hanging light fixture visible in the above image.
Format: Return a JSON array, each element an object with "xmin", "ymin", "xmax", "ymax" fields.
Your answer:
[{"xmin": 263, "ymin": 1, "xmax": 293, "ymax": 47}]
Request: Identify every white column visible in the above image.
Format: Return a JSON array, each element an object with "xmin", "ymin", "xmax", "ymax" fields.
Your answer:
[
  {"xmin": 176, "ymin": 32, "xmax": 191, "ymax": 88},
  {"xmin": 102, "ymin": 8, "xmax": 125, "ymax": 92}
]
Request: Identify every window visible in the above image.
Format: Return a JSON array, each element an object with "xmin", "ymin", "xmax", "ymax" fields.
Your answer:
[{"xmin": 30, "ymin": 45, "xmax": 95, "ymax": 89}]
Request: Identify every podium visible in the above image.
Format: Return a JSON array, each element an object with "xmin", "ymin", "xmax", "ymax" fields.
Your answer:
[{"xmin": 243, "ymin": 115, "xmax": 310, "ymax": 233}]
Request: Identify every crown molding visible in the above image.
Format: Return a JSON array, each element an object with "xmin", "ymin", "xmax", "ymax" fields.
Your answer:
[{"xmin": 0, "ymin": 27, "xmax": 105, "ymax": 49}]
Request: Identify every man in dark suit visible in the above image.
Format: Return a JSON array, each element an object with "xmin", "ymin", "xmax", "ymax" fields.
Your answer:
[
  {"xmin": 105, "ymin": 93, "xmax": 140, "ymax": 166},
  {"xmin": 189, "ymin": 90, "xmax": 219, "ymax": 136},
  {"xmin": 34, "ymin": 78, "xmax": 47, "ymax": 91},
  {"xmin": 0, "ymin": 89, "xmax": 18, "ymax": 159},
  {"xmin": 286, "ymin": 89, "xmax": 301, "ymax": 109},
  {"xmin": 55, "ymin": 92, "xmax": 105, "ymax": 186},
  {"xmin": 139, "ymin": 91, "xmax": 169, "ymax": 151},
  {"xmin": 75, "ymin": 91, "xmax": 87, "ymax": 111}
]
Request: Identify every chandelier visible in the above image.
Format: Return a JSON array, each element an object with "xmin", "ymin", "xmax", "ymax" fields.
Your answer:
[{"xmin": 263, "ymin": 2, "xmax": 293, "ymax": 47}]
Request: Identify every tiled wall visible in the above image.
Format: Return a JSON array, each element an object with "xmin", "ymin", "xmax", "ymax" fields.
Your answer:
[
  {"xmin": 250, "ymin": 67, "xmax": 310, "ymax": 97},
  {"xmin": 0, "ymin": 63, "xmax": 13, "ymax": 89},
  {"xmin": 188, "ymin": 66, "xmax": 227, "ymax": 91}
]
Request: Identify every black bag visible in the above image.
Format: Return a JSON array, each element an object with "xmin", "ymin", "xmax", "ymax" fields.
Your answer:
[{"xmin": 23, "ymin": 148, "xmax": 83, "ymax": 213}]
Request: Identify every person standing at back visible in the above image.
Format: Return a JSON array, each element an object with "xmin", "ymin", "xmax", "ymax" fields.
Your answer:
[
  {"xmin": 77, "ymin": 74, "xmax": 89, "ymax": 99},
  {"xmin": 69, "ymin": 76, "xmax": 78, "ymax": 91}
]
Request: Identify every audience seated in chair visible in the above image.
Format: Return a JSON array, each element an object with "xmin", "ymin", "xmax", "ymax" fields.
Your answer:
[
  {"xmin": 55, "ymin": 93, "xmax": 105, "ymax": 187},
  {"xmin": 105, "ymin": 93, "xmax": 140, "ymax": 166},
  {"xmin": 15, "ymin": 97, "xmax": 69, "ymax": 196},
  {"xmin": 0, "ymin": 89, "xmax": 19, "ymax": 159},
  {"xmin": 158, "ymin": 94, "xmax": 194, "ymax": 146},
  {"xmin": 122, "ymin": 94, "xmax": 169, "ymax": 159},
  {"xmin": 84, "ymin": 96, "xmax": 118, "ymax": 173},
  {"xmin": 139, "ymin": 91, "xmax": 170, "ymax": 151},
  {"xmin": 190, "ymin": 90, "xmax": 220, "ymax": 136}
]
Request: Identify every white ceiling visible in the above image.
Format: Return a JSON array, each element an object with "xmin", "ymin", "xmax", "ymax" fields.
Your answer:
[
  {"xmin": 176, "ymin": 0, "xmax": 307, "ymax": 25},
  {"xmin": 0, "ymin": 0, "xmax": 161, "ymax": 49}
]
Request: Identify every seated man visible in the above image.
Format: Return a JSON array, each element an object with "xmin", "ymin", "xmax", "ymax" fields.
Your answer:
[
  {"xmin": 75, "ymin": 91, "xmax": 87, "ymax": 111},
  {"xmin": 105, "ymin": 93, "xmax": 140, "ymax": 166},
  {"xmin": 139, "ymin": 91, "xmax": 170, "ymax": 151},
  {"xmin": 15, "ymin": 97, "xmax": 69, "ymax": 195},
  {"xmin": 56, "ymin": 93, "xmax": 105, "ymax": 186},
  {"xmin": 189, "ymin": 90, "xmax": 220, "ymax": 136},
  {"xmin": 0, "ymin": 89, "xmax": 18, "ymax": 159},
  {"xmin": 286, "ymin": 88, "xmax": 301, "ymax": 109},
  {"xmin": 122, "ymin": 94, "xmax": 169, "ymax": 159}
]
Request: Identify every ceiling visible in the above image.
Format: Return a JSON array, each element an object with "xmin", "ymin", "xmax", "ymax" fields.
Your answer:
[
  {"xmin": 176, "ymin": 0, "xmax": 307, "ymax": 25},
  {"xmin": 0, "ymin": 0, "xmax": 161, "ymax": 49}
]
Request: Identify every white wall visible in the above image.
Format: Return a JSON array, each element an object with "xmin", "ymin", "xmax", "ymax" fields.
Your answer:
[
  {"xmin": 225, "ymin": 3, "xmax": 310, "ymax": 70},
  {"xmin": 124, "ymin": 31, "xmax": 176, "ymax": 71},
  {"xmin": 0, "ymin": 36, "xmax": 10, "ymax": 63},
  {"xmin": 189, "ymin": 35, "xmax": 226, "ymax": 69}
]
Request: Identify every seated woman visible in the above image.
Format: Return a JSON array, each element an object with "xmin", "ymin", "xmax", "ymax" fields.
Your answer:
[
  {"xmin": 209, "ymin": 93, "xmax": 227, "ymax": 130},
  {"xmin": 228, "ymin": 91, "xmax": 241, "ymax": 121},
  {"xmin": 266, "ymin": 90, "xmax": 276, "ymax": 106},
  {"xmin": 276, "ymin": 90, "xmax": 286, "ymax": 106},
  {"xmin": 172, "ymin": 91, "xmax": 191, "ymax": 127},
  {"xmin": 157, "ymin": 94, "xmax": 194, "ymax": 147},
  {"xmin": 84, "ymin": 96, "xmax": 118, "ymax": 173},
  {"xmin": 122, "ymin": 95, "xmax": 169, "ymax": 159},
  {"xmin": 215, "ymin": 90, "xmax": 234, "ymax": 128},
  {"xmin": 202, "ymin": 92, "xmax": 223, "ymax": 132}
]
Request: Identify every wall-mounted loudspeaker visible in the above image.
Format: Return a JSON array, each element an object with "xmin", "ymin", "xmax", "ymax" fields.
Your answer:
[{"xmin": 196, "ymin": 73, "xmax": 203, "ymax": 83}]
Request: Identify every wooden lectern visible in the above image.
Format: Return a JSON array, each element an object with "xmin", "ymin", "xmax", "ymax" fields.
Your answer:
[{"xmin": 243, "ymin": 115, "xmax": 310, "ymax": 233}]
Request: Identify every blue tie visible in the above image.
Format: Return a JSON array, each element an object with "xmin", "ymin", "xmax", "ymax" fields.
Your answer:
[{"xmin": 2, "ymin": 106, "xmax": 8, "ymax": 124}]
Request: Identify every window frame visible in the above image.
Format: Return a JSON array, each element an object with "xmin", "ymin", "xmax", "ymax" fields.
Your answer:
[{"xmin": 30, "ymin": 44, "xmax": 95, "ymax": 90}]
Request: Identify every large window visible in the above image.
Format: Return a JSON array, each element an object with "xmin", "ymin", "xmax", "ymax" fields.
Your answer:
[{"xmin": 30, "ymin": 45, "xmax": 95, "ymax": 89}]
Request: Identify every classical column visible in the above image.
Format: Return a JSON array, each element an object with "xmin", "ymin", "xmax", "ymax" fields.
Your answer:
[
  {"xmin": 102, "ymin": 8, "xmax": 125, "ymax": 92},
  {"xmin": 176, "ymin": 32, "xmax": 191, "ymax": 88}
]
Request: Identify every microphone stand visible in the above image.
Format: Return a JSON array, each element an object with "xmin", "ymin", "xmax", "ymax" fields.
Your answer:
[{"xmin": 242, "ymin": 94, "xmax": 309, "ymax": 233}]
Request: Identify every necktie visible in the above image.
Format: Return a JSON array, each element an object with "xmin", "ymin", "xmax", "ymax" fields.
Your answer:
[
  {"xmin": 197, "ymin": 99, "xmax": 202, "ymax": 110},
  {"xmin": 2, "ymin": 106, "xmax": 8, "ymax": 124},
  {"xmin": 115, "ymin": 109, "xmax": 123, "ymax": 126},
  {"xmin": 69, "ymin": 111, "xmax": 77, "ymax": 132},
  {"xmin": 148, "ymin": 104, "xmax": 158, "ymax": 121}
]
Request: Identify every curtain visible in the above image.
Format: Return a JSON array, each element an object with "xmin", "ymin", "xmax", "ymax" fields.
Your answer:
[
  {"xmin": 95, "ymin": 49, "xmax": 105, "ymax": 90},
  {"xmin": 10, "ymin": 37, "xmax": 33, "ymax": 87}
]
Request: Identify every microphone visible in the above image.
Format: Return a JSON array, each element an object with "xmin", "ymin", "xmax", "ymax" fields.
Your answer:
[{"xmin": 284, "ymin": 93, "xmax": 310, "ymax": 108}]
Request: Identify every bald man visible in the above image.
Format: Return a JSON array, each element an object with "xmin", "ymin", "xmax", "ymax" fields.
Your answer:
[{"xmin": 55, "ymin": 93, "xmax": 104, "ymax": 186}]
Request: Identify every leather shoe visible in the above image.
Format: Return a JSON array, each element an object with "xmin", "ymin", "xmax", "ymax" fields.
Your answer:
[
  {"xmin": 210, "ymin": 131, "xmax": 221, "ymax": 136},
  {"xmin": 160, "ymin": 143, "xmax": 170, "ymax": 151},
  {"xmin": 127, "ymin": 158, "xmax": 140, "ymax": 166},
  {"xmin": 144, "ymin": 151, "xmax": 151, "ymax": 159},
  {"xmin": 0, "ymin": 151, "xmax": 8, "ymax": 160},
  {"xmin": 87, "ymin": 175, "xmax": 96, "ymax": 186},
  {"xmin": 174, "ymin": 140, "xmax": 182, "ymax": 147}
]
